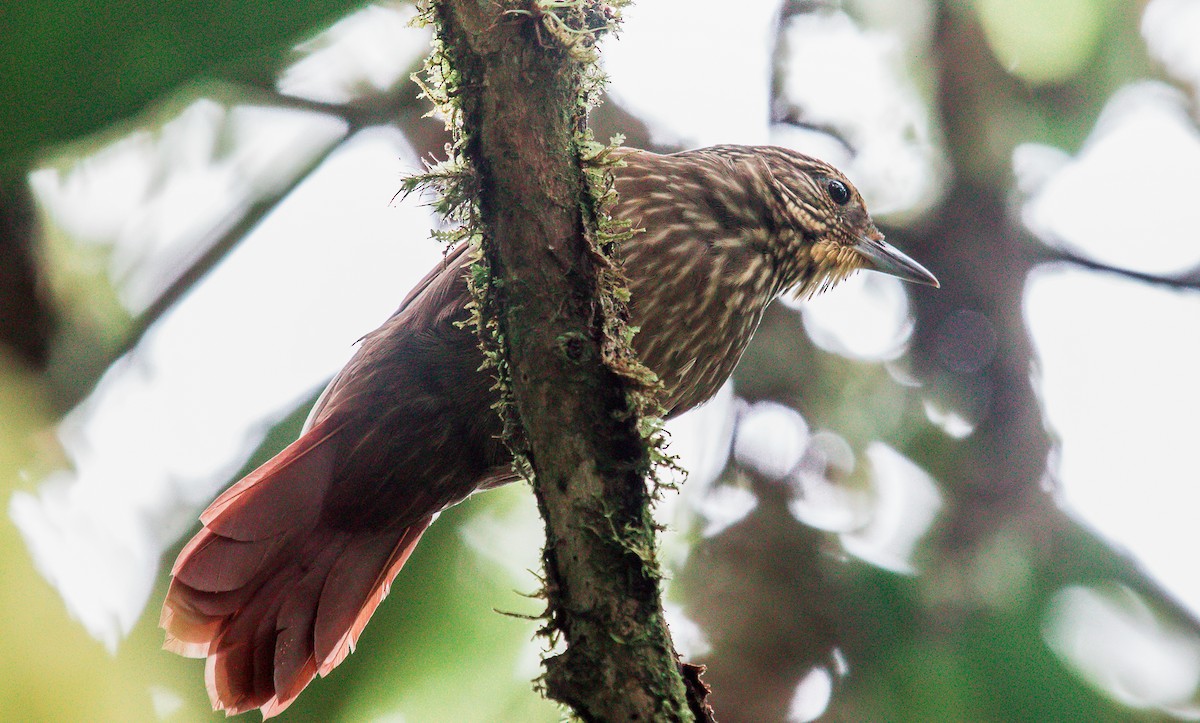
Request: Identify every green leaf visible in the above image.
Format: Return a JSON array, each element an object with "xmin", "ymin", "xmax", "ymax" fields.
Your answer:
[{"xmin": 0, "ymin": 0, "xmax": 368, "ymax": 171}]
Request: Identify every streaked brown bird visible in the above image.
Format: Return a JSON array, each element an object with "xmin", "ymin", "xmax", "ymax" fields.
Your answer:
[{"xmin": 161, "ymin": 145, "xmax": 938, "ymax": 716}]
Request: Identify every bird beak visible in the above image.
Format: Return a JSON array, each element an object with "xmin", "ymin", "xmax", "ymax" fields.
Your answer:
[{"xmin": 853, "ymin": 235, "xmax": 940, "ymax": 288}]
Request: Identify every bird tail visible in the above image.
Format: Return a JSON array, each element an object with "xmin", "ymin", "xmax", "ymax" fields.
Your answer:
[{"xmin": 160, "ymin": 416, "xmax": 433, "ymax": 718}]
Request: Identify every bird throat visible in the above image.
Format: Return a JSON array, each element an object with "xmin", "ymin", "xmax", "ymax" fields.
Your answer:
[{"xmin": 786, "ymin": 240, "xmax": 862, "ymax": 301}]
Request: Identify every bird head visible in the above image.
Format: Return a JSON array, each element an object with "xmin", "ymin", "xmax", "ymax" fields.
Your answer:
[{"xmin": 750, "ymin": 146, "xmax": 940, "ymax": 298}]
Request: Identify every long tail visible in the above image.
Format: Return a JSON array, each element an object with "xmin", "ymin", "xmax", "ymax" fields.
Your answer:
[{"xmin": 161, "ymin": 417, "xmax": 433, "ymax": 717}]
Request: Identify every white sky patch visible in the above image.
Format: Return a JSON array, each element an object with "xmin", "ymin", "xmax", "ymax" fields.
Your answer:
[
  {"xmin": 773, "ymin": 10, "xmax": 945, "ymax": 220},
  {"xmin": 733, "ymin": 401, "xmax": 810, "ymax": 480},
  {"xmin": 788, "ymin": 434, "xmax": 939, "ymax": 567},
  {"xmin": 1044, "ymin": 584, "xmax": 1200, "ymax": 717},
  {"xmin": 787, "ymin": 666, "xmax": 834, "ymax": 723},
  {"xmin": 846, "ymin": 0, "xmax": 937, "ymax": 49},
  {"xmin": 693, "ymin": 483, "xmax": 758, "ymax": 539},
  {"xmin": 1016, "ymin": 81, "xmax": 1200, "ymax": 277},
  {"xmin": 30, "ymin": 99, "xmax": 348, "ymax": 313},
  {"xmin": 457, "ymin": 487, "xmax": 544, "ymax": 588},
  {"xmin": 661, "ymin": 381, "xmax": 737, "ymax": 493},
  {"xmin": 277, "ymin": 2, "xmax": 429, "ymax": 105},
  {"xmin": 602, "ymin": 0, "xmax": 783, "ymax": 147},
  {"xmin": 10, "ymin": 128, "xmax": 444, "ymax": 650},
  {"xmin": 1024, "ymin": 265, "xmax": 1200, "ymax": 615},
  {"xmin": 922, "ymin": 398, "xmax": 976, "ymax": 439},
  {"xmin": 1143, "ymin": 0, "xmax": 1200, "ymax": 96},
  {"xmin": 655, "ymin": 382, "xmax": 737, "ymax": 566},
  {"xmin": 513, "ymin": 635, "xmax": 548, "ymax": 682},
  {"xmin": 839, "ymin": 442, "xmax": 941, "ymax": 574},
  {"xmin": 148, "ymin": 685, "xmax": 185, "ymax": 719},
  {"xmin": 788, "ymin": 431, "xmax": 872, "ymax": 535},
  {"xmin": 786, "ymin": 270, "xmax": 914, "ymax": 362},
  {"xmin": 664, "ymin": 602, "xmax": 712, "ymax": 660}
]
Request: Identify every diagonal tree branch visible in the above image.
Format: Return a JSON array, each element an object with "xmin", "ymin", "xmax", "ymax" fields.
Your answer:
[{"xmin": 1030, "ymin": 243, "xmax": 1200, "ymax": 292}]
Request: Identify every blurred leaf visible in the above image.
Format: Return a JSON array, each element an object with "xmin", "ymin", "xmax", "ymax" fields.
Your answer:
[
  {"xmin": 973, "ymin": 0, "xmax": 1109, "ymax": 86},
  {"xmin": 0, "ymin": 0, "xmax": 367, "ymax": 171}
]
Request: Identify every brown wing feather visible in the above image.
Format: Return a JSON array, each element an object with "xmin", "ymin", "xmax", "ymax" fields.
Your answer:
[{"xmin": 162, "ymin": 242, "xmax": 507, "ymax": 717}]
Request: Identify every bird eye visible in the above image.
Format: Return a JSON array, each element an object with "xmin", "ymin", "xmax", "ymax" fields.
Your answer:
[{"xmin": 826, "ymin": 179, "xmax": 851, "ymax": 205}]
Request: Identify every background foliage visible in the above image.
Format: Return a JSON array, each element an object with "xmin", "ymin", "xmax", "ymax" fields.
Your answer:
[{"xmin": 2, "ymin": 1, "xmax": 1198, "ymax": 721}]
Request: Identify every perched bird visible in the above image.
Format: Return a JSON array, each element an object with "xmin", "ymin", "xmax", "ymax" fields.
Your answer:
[{"xmin": 161, "ymin": 145, "xmax": 938, "ymax": 717}]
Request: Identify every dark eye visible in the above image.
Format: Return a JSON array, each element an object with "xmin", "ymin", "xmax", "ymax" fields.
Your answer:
[{"xmin": 826, "ymin": 179, "xmax": 851, "ymax": 205}]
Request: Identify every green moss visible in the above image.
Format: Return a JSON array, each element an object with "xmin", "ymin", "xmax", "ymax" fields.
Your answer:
[{"xmin": 408, "ymin": 2, "xmax": 690, "ymax": 719}]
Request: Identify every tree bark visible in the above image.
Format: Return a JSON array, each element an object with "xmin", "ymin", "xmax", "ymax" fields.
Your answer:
[{"xmin": 429, "ymin": 1, "xmax": 695, "ymax": 720}]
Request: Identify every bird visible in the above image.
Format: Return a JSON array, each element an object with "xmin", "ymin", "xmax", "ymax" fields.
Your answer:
[{"xmin": 160, "ymin": 144, "xmax": 938, "ymax": 717}]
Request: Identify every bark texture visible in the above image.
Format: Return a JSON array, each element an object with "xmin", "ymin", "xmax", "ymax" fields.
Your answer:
[{"xmin": 432, "ymin": 1, "xmax": 693, "ymax": 720}]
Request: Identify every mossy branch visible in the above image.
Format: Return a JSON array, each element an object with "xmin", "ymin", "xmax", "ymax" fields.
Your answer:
[{"xmin": 410, "ymin": 0, "xmax": 702, "ymax": 720}]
